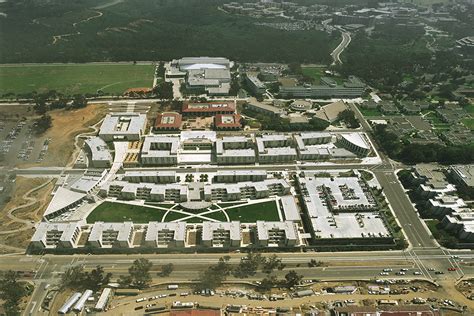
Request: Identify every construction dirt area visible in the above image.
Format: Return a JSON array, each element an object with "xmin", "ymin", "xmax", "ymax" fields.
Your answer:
[
  {"xmin": 0, "ymin": 176, "xmax": 55, "ymax": 252},
  {"xmin": 22, "ymin": 103, "xmax": 107, "ymax": 168},
  {"xmin": 91, "ymin": 279, "xmax": 473, "ymax": 315}
]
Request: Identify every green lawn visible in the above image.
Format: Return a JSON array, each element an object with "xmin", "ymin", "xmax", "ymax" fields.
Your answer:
[
  {"xmin": 218, "ymin": 201, "xmax": 247, "ymax": 208},
  {"xmin": 358, "ymin": 107, "xmax": 382, "ymax": 117},
  {"xmin": 144, "ymin": 202, "xmax": 175, "ymax": 209},
  {"xmin": 226, "ymin": 200, "xmax": 280, "ymax": 222},
  {"xmin": 462, "ymin": 118, "xmax": 474, "ymax": 130},
  {"xmin": 0, "ymin": 64, "xmax": 155, "ymax": 95},
  {"xmin": 87, "ymin": 201, "xmax": 166, "ymax": 223},
  {"xmin": 163, "ymin": 209, "xmax": 228, "ymax": 223},
  {"xmin": 464, "ymin": 104, "xmax": 474, "ymax": 114},
  {"xmin": 163, "ymin": 211, "xmax": 188, "ymax": 222},
  {"xmin": 302, "ymin": 67, "xmax": 325, "ymax": 83}
]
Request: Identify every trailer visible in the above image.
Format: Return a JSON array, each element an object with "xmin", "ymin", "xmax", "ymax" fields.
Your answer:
[
  {"xmin": 73, "ymin": 289, "xmax": 93, "ymax": 312},
  {"xmin": 94, "ymin": 288, "xmax": 112, "ymax": 311},
  {"xmin": 58, "ymin": 292, "xmax": 82, "ymax": 314},
  {"xmin": 167, "ymin": 284, "xmax": 179, "ymax": 290}
]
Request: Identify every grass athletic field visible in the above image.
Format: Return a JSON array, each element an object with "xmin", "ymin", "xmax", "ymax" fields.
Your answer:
[
  {"xmin": 0, "ymin": 64, "xmax": 155, "ymax": 95},
  {"xmin": 87, "ymin": 200, "xmax": 281, "ymax": 223}
]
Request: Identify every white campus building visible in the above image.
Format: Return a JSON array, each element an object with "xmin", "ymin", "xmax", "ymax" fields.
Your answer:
[
  {"xmin": 88, "ymin": 222, "xmax": 134, "ymax": 248},
  {"xmin": 298, "ymin": 172, "xmax": 390, "ymax": 240},
  {"xmin": 202, "ymin": 221, "xmax": 242, "ymax": 247},
  {"xmin": 256, "ymin": 134, "xmax": 297, "ymax": 163},
  {"xmin": 84, "ymin": 137, "xmax": 112, "ymax": 168},
  {"xmin": 256, "ymin": 221, "xmax": 299, "ymax": 247},
  {"xmin": 98, "ymin": 113, "xmax": 146, "ymax": 142},
  {"xmin": 30, "ymin": 221, "xmax": 82, "ymax": 249},
  {"xmin": 140, "ymin": 136, "xmax": 179, "ymax": 165},
  {"xmin": 145, "ymin": 222, "xmax": 186, "ymax": 248},
  {"xmin": 215, "ymin": 136, "xmax": 256, "ymax": 165}
]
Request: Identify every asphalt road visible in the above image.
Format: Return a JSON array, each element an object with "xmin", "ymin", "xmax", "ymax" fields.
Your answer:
[
  {"xmin": 331, "ymin": 30, "xmax": 351, "ymax": 65},
  {"xmin": 375, "ymin": 171, "xmax": 436, "ymax": 248},
  {"xmin": 13, "ymin": 249, "xmax": 473, "ymax": 314}
]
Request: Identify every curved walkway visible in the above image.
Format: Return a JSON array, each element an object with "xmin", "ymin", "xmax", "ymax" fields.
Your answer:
[
  {"xmin": 67, "ymin": 117, "xmax": 103, "ymax": 167},
  {"xmin": 0, "ymin": 179, "xmax": 54, "ymax": 235}
]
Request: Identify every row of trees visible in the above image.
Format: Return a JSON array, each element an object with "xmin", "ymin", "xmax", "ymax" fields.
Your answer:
[
  {"xmin": 0, "ymin": 271, "xmax": 30, "ymax": 315},
  {"xmin": 195, "ymin": 253, "xmax": 303, "ymax": 293},
  {"xmin": 61, "ymin": 259, "xmax": 174, "ymax": 291},
  {"xmin": 373, "ymin": 124, "xmax": 474, "ymax": 165}
]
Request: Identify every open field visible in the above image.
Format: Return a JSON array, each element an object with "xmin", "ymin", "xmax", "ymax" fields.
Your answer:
[
  {"xmin": 87, "ymin": 201, "xmax": 167, "ymax": 223},
  {"xmin": 226, "ymin": 200, "xmax": 280, "ymax": 222},
  {"xmin": 0, "ymin": 64, "xmax": 155, "ymax": 95}
]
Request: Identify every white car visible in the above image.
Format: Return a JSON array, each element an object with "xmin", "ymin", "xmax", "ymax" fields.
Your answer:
[
  {"xmin": 413, "ymin": 271, "xmax": 422, "ymax": 275},
  {"xmin": 380, "ymin": 272, "xmax": 389, "ymax": 276}
]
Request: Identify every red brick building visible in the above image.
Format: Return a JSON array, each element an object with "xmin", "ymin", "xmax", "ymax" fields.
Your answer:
[
  {"xmin": 182, "ymin": 101, "xmax": 235, "ymax": 116},
  {"xmin": 154, "ymin": 112, "xmax": 182, "ymax": 131},
  {"xmin": 214, "ymin": 113, "xmax": 242, "ymax": 130}
]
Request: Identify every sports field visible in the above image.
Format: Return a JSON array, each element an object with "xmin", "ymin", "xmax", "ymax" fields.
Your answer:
[{"xmin": 0, "ymin": 64, "xmax": 155, "ymax": 95}]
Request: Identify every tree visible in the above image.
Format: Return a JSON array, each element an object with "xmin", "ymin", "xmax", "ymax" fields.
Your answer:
[
  {"xmin": 129, "ymin": 258, "xmax": 153, "ymax": 289},
  {"xmin": 156, "ymin": 61, "xmax": 165, "ymax": 78},
  {"xmin": 258, "ymin": 274, "xmax": 278, "ymax": 292},
  {"xmin": 262, "ymin": 254, "xmax": 285, "ymax": 274},
  {"xmin": 194, "ymin": 257, "xmax": 232, "ymax": 291},
  {"xmin": 337, "ymin": 109, "xmax": 360, "ymax": 128},
  {"xmin": 82, "ymin": 266, "xmax": 112, "ymax": 291},
  {"xmin": 153, "ymin": 81, "xmax": 174, "ymax": 100},
  {"xmin": 33, "ymin": 114, "xmax": 52, "ymax": 135},
  {"xmin": 61, "ymin": 265, "xmax": 85, "ymax": 289},
  {"xmin": 33, "ymin": 95, "xmax": 48, "ymax": 115},
  {"xmin": 69, "ymin": 95, "xmax": 87, "ymax": 109},
  {"xmin": 284, "ymin": 270, "xmax": 303, "ymax": 289},
  {"xmin": 117, "ymin": 275, "xmax": 133, "ymax": 288},
  {"xmin": 159, "ymin": 263, "xmax": 174, "ymax": 277},
  {"xmin": 233, "ymin": 252, "xmax": 263, "ymax": 278},
  {"xmin": 0, "ymin": 271, "xmax": 27, "ymax": 315}
]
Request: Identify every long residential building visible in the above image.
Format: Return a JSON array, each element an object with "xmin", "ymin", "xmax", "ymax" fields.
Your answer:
[
  {"xmin": 256, "ymin": 134, "xmax": 297, "ymax": 163},
  {"xmin": 140, "ymin": 136, "xmax": 179, "ymax": 166},
  {"xmin": 202, "ymin": 221, "xmax": 242, "ymax": 247},
  {"xmin": 88, "ymin": 222, "xmax": 134, "ymax": 248},
  {"xmin": 30, "ymin": 221, "xmax": 82, "ymax": 249},
  {"xmin": 145, "ymin": 222, "xmax": 186, "ymax": 248},
  {"xmin": 215, "ymin": 136, "xmax": 256, "ymax": 165}
]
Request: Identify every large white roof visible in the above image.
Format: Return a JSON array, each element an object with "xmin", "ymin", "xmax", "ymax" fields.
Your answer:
[{"xmin": 43, "ymin": 187, "xmax": 86, "ymax": 217}]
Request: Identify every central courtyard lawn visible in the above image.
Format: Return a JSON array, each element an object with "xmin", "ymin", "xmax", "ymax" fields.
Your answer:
[
  {"xmin": 226, "ymin": 200, "xmax": 280, "ymax": 222},
  {"xmin": 358, "ymin": 106, "xmax": 382, "ymax": 117},
  {"xmin": 0, "ymin": 64, "xmax": 155, "ymax": 95},
  {"xmin": 87, "ymin": 201, "xmax": 166, "ymax": 223}
]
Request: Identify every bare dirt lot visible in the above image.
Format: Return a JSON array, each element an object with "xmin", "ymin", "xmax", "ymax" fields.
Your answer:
[
  {"xmin": 21, "ymin": 103, "xmax": 107, "ymax": 167},
  {"xmin": 0, "ymin": 176, "xmax": 54, "ymax": 252},
  {"xmin": 100, "ymin": 279, "xmax": 472, "ymax": 316}
]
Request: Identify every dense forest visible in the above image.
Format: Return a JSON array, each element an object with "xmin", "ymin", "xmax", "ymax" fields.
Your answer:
[{"xmin": 0, "ymin": 0, "xmax": 333, "ymax": 63}]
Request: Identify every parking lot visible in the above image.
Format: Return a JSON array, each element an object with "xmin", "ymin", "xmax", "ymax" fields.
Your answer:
[{"xmin": 0, "ymin": 118, "xmax": 50, "ymax": 167}]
